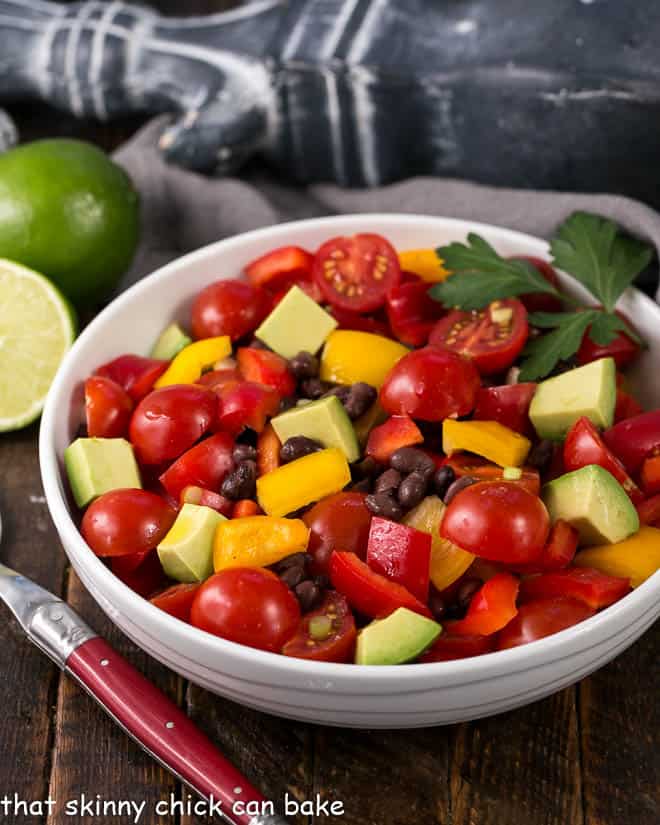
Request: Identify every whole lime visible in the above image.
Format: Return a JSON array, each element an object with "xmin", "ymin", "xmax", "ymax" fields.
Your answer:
[{"xmin": 0, "ymin": 139, "xmax": 140, "ymax": 306}]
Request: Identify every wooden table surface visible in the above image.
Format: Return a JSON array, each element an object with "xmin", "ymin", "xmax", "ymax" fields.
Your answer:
[{"xmin": 1, "ymin": 2, "xmax": 659, "ymax": 823}]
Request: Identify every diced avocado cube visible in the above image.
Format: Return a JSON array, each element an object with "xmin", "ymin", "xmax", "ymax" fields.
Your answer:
[
  {"xmin": 543, "ymin": 464, "xmax": 639, "ymax": 546},
  {"xmin": 64, "ymin": 437, "xmax": 141, "ymax": 508},
  {"xmin": 355, "ymin": 608, "xmax": 441, "ymax": 665},
  {"xmin": 271, "ymin": 395, "xmax": 359, "ymax": 462},
  {"xmin": 150, "ymin": 323, "xmax": 192, "ymax": 360},
  {"xmin": 255, "ymin": 285, "xmax": 337, "ymax": 358},
  {"xmin": 157, "ymin": 503, "xmax": 226, "ymax": 583},
  {"xmin": 529, "ymin": 357, "xmax": 616, "ymax": 441}
]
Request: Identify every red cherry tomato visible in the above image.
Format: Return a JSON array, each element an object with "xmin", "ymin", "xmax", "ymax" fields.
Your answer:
[
  {"xmin": 447, "ymin": 572, "xmax": 519, "ymax": 636},
  {"xmin": 380, "ymin": 347, "xmax": 480, "ymax": 422},
  {"xmin": 563, "ymin": 416, "xmax": 642, "ymax": 503},
  {"xmin": 312, "ymin": 233, "xmax": 401, "ymax": 312},
  {"xmin": 473, "ymin": 382, "xmax": 537, "ymax": 437},
  {"xmin": 509, "ymin": 256, "xmax": 563, "ymax": 313},
  {"xmin": 637, "ymin": 491, "xmax": 660, "ymax": 526},
  {"xmin": 196, "ymin": 368, "xmax": 241, "ymax": 391},
  {"xmin": 130, "ymin": 385, "xmax": 217, "ymax": 465},
  {"xmin": 216, "ymin": 380, "xmax": 280, "ymax": 435},
  {"xmin": 604, "ymin": 410, "xmax": 660, "ymax": 474},
  {"xmin": 81, "ymin": 489, "xmax": 176, "ymax": 557},
  {"xmin": 84, "ymin": 376, "xmax": 133, "ymax": 438},
  {"xmin": 282, "ymin": 592, "xmax": 357, "ymax": 662},
  {"xmin": 515, "ymin": 519, "xmax": 579, "ymax": 574},
  {"xmin": 519, "ymin": 567, "xmax": 631, "ymax": 609},
  {"xmin": 441, "ymin": 481, "xmax": 550, "ymax": 565},
  {"xmin": 441, "ymin": 452, "xmax": 540, "ymax": 496},
  {"xmin": 191, "ymin": 279, "xmax": 271, "ymax": 341},
  {"xmin": 190, "ymin": 568, "xmax": 300, "ymax": 653},
  {"xmin": 330, "ymin": 306, "xmax": 392, "ymax": 338},
  {"xmin": 303, "ymin": 492, "xmax": 373, "ymax": 577},
  {"xmin": 150, "ymin": 583, "xmax": 200, "ymax": 622},
  {"xmin": 577, "ymin": 310, "xmax": 640, "ymax": 369},
  {"xmin": 237, "ymin": 347, "xmax": 296, "ymax": 398},
  {"xmin": 419, "ymin": 633, "xmax": 495, "ymax": 662},
  {"xmin": 614, "ymin": 388, "xmax": 643, "ymax": 424},
  {"xmin": 498, "ymin": 597, "xmax": 595, "ymax": 650},
  {"xmin": 640, "ymin": 455, "xmax": 660, "ymax": 497},
  {"xmin": 111, "ymin": 550, "xmax": 168, "ymax": 597},
  {"xmin": 159, "ymin": 432, "xmax": 235, "ymax": 500},
  {"xmin": 244, "ymin": 245, "xmax": 314, "ymax": 288},
  {"xmin": 95, "ymin": 354, "xmax": 168, "ymax": 402},
  {"xmin": 268, "ymin": 275, "xmax": 324, "ymax": 306},
  {"xmin": 429, "ymin": 298, "xmax": 528, "ymax": 375},
  {"xmin": 180, "ymin": 485, "xmax": 234, "ymax": 517},
  {"xmin": 385, "ymin": 278, "xmax": 443, "ymax": 347}
]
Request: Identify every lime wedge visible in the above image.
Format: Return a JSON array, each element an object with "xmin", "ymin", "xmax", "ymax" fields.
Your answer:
[{"xmin": 0, "ymin": 258, "xmax": 76, "ymax": 431}]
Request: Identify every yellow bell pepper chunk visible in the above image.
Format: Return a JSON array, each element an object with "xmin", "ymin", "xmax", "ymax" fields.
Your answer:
[
  {"xmin": 320, "ymin": 330, "xmax": 408, "ymax": 388},
  {"xmin": 443, "ymin": 419, "xmax": 531, "ymax": 468},
  {"xmin": 398, "ymin": 249, "xmax": 450, "ymax": 282},
  {"xmin": 574, "ymin": 526, "xmax": 660, "ymax": 587},
  {"xmin": 257, "ymin": 447, "xmax": 351, "ymax": 517},
  {"xmin": 404, "ymin": 495, "xmax": 475, "ymax": 591},
  {"xmin": 214, "ymin": 515, "xmax": 309, "ymax": 571},
  {"xmin": 155, "ymin": 336, "xmax": 232, "ymax": 387}
]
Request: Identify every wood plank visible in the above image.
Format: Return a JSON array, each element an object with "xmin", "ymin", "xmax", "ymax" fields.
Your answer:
[
  {"xmin": 46, "ymin": 570, "xmax": 181, "ymax": 825},
  {"xmin": 450, "ymin": 688, "xmax": 584, "ymax": 825},
  {"xmin": 580, "ymin": 622, "xmax": 660, "ymax": 825},
  {"xmin": 0, "ymin": 426, "xmax": 68, "ymax": 823}
]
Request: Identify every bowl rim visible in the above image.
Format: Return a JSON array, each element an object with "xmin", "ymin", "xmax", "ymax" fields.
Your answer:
[{"xmin": 39, "ymin": 213, "xmax": 660, "ymax": 686}]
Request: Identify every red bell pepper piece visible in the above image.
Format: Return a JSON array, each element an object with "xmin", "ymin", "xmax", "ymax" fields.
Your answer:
[
  {"xmin": 366, "ymin": 415, "xmax": 424, "ymax": 464},
  {"xmin": 515, "ymin": 519, "xmax": 579, "ymax": 574},
  {"xmin": 150, "ymin": 582, "xmax": 200, "ymax": 622},
  {"xmin": 473, "ymin": 383, "xmax": 537, "ymax": 437},
  {"xmin": 217, "ymin": 380, "xmax": 280, "ymax": 435},
  {"xmin": 385, "ymin": 279, "xmax": 442, "ymax": 346},
  {"xmin": 330, "ymin": 306, "xmax": 392, "ymax": 338},
  {"xmin": 604, "ymin": 410, "xmax": 660, "ymax": 474},
  {"xmin": 179, "ymin": 485, "xmax": 234, "ymax": 517},
  {"xmin": 244, "ymin": 245, "xmax": 314, "ymax": 288},
  {"xmin": 418, "ymin": 633, "xmax": 495, "ymax": 662},
  {"xmin": 497, "ymin": 597, "xmax": 595, "ymax": 650},
  {"xmin": 640, "ymin": 455, "xmax": 660, "ymax": 496},
  {"xmin": 237, "ymin": 347, "xmax": 296, "ymax": 398},
  {"xmin": 159, "ymin": 432, "xmax": 235, "ymax": 500},
  {"xmin": 446, "ymin": 573, "xmax": 519, "ymax": 636},
  {"xmin": 95, "ymin": 354, "xmax": 168, "ymax": 402},
  {"xmin": 329, "ymin": 551, "xmax": 432, "ymax": 619},
  {"xmin": 366, "ymin": 517, "xmax": 432, "ymax": 602},
  {"xmin": 636, "ymin": 492, "xmax": 660, "ymax": 526},
  {"xmin": 519, "ymin": 567, "xmax": 631, "ymax": 609},
  {"xmin": 614, "ymin": 388, "xmax": 643, "ymax": 424},
  {"xmin": 564, "ymin": 416, "xmax": 643, "ymax": 503}
]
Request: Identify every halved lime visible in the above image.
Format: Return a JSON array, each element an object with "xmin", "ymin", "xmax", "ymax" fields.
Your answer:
[{"xmin": 0, "ymin": 258, "xmax": 76, "ymax": 431}]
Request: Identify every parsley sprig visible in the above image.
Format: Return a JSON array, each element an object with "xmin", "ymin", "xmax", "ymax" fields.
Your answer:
[{"xmin": 429, "ymin": 212, "xmax": 652, "ymax": 380}]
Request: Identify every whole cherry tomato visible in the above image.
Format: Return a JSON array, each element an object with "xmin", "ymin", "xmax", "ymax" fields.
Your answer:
[
  {"xmin": 441, "ymin": 481, "xmax": 550, "ymax": 565},
  {"xmin": 312, "ymin": 233, "xmax": 401, "ymax": 312},
  {"xmin": 129, "ymin": 384, "xmax": 217, "ymax": 465},
  {"xmin": 81, "ymin": 489, "xmax": 176, "ymax": 557},
  {"xmin": 498, "ymin": 597, "xmax": 595, "ymax": 650},
  {"xmin": 604, "ymin": 410, "xmax": 660, "ymax": 474},
  {"xmin": 302, "ymin": 492, "xmax": 373, "ymax": 576},
  {"xmin": 282, "ymin": 592, "xmax": 357, "ymax": 662},
  {"xmin": 380, "ymin": 347, "xmax": 480, "ymax": 421},
  {"xmin": 429, "ymin": 298, "xmax": 528, "ymax": 375},
  {"xmin": 84, "ymin": 376, "xmax": 133, "ymax": 438},
  {"xmin": 385, "ymin": 278, "xmax": 443, "ymax": 347},
  {"xmin": 111, "ymin": 550, "xmax": 168, "ymax": 597},
  {"xmin": 150, "ymin": 583, "xmax": 200, "ymax": 622},
  {"xmin": 577, "ymin": 310, "xmax": 640, "ymax": 369},
  {"xmin": 95, "ymin": 354, "xmax": 168, "ymax": 402},
  {"xmin": 159, "ymin": 432, "xmax": 235, "ymax": 500},
  {"xmin": 191, "ymin": 279, "xmax": 271, "ymax": 341},
  {"xmin": 190, "ymin": 568, "xmax": 300, "ymax": 653},
  {"xmin": 509, "ymin": 256, "xmax": 563, "ymax": 313}
]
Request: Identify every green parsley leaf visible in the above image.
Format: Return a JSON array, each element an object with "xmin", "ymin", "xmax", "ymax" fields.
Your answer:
[
  {"xmin": 518, "ymin": 311, "xmax": 600, "ymax": 381},
  {"xmin": 430, "ymin": 234, "xmax": 560, "ymax": 310},
  {"xmin": 550, "ymin": 212, "xmax": 653, "ymax": 313}
]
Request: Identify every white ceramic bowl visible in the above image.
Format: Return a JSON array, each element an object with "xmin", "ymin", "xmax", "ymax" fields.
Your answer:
[{"xmin": 40, "ymin": 215, "xmax": 660, "ymax": 728}]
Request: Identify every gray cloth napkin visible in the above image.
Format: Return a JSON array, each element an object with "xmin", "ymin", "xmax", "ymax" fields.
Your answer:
[{"xmin": 114, "ymin": 118, "xmax": 660, "ymax": 299}]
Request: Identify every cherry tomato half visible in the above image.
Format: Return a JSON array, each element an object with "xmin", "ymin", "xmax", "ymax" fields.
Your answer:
[
  {"xmin": 150, "ymin": 582, "xmax": 200, "ymax": 622},
  {"xmin": 216, "ymin": 380, "xmax": 280, "ymax": 435},
  {"xmin": 111, "ymin": 550, "xmax": 168, "ymax": 597},
  {"xmin": 84, "ymin": 376, "xmax": 133, "ymax": 439},
  {"xmin": 419, "ymin": 633, "xmax": 495, "ymax": 662},
  {"xmin": 81, "ymin": 489, "xmax": 176, "ymax": 557},
  {"xmin": 440, "ymin": 453, "xmax": 540, "ymax": 496},
  {"xmin": 312, "ymin": 233, "xmax": 401, "ymax": 312},
  {"xmin": 95, "ymin": 354, "xmax": 168, "ymax": 402},
  {"xmin": 380, "ymin": 347, "xmax": 480, "ymax": 422},
  {"xmin": 282, "ymin": 592, "xmax": 356, "ymax": 662},
  {"xmin": 429, "ymin": 298, "xmax": 528, "ymax": 375},
  {"xmin": 191, "ymin": 279, "xmax": 271, "ymax": 342},
  {"xmin": 303, "ymin": 492, "xmax": 373, "ymax": 576},
  {"xmin": 441, "ymin": 481, "xmax": 550, "ymax": 565},
  {"xmin": 473, "ymin": 382, "xmax": 537, "ymax": 437},
  {"xmin": 497, "ymin": 597, "xmax": 595, "ymax": 650},
  {"xmin": 190, "ymin": 568, "xmax": 300, "ymax": 653}
]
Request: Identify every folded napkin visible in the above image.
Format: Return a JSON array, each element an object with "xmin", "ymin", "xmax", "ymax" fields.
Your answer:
[{"xmin": 114, "ymin": 118, "xmax": 660, "ymax": 300}]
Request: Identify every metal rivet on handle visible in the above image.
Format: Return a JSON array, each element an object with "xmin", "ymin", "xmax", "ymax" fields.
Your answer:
[
  {"xmin": 165, "ymin": 721, "xmax": 175, "ymax": 729},
  {"xmin": 234, "ymin": 787, "xmax": 242, "ymax": 795},
  {"xmin": 100, "ymin": 659, "xmax": 109, "ymax": 666}
]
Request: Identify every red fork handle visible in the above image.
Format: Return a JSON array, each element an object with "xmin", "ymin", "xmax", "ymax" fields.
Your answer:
[{"xmin": 66, "ymin": 637, "xmax": 282, "ymax": 825}]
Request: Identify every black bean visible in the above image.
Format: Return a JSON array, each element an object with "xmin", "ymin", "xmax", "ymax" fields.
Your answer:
[
  {"xmin": 456, "ymin": 578, "xmax": 482, "ymax": 610},
  {"xmin": 220, "ymin": 460, "xmax": 257, "ymax": 500},
  {"xmin": 428, "ymin": 587, "xmax": 446, "ymax": 621},
  {"xmin": 348, "ymin": 478, "xmax": 372, "ymax": 493},
  {"xmin": 295, "ymin": 580, "xmax": 322, "ymax": 612},
  {"xmin": 300, "ymin": 377, "xmax": 330, "ymax": 399},
  {"xmin": 313, "ymin": 574, "xmax": 331, "ymax": 590},
  {"xmin": 273, "ymin": 552, "xmax": 310, "ymax": 573},
  {"xmin": 323, "ymin": 384, "xmax": 352, "ymax": 404},
  {"xmin": 527, "ymin": 439, "xmax": 554, "ymax": 473},
  {"xmin": 443, "ymin": 474, "xmax": 477, "ymax": 505},
  {"xmin": 397, "ymin": 471, "xmax": 428, "ymax": 510},
  {"xmin": 289, "ymin": 350, "xmax": 319, "ymax": 380},
  {"xmin": 390, "ymin": 447, "xmax": 435, "ymax": 479},
  {"xmin": 352, "ymin": 456, "xmax": 380, "ymax": 480},
  {"xmin": 248, "ymin": 338, "xmax": 268, "ymax": 350},
  {"xmin": 374, "ymin": 468, "xmax": 403, "ymax": 495},
  {"xmin": 232, "ymin": 443, "xmax": 256, "ymax": 463},
  {"xmin": 433, "ymin": 465, "xmax": 455, "ymax": 499},
  {"xmin": 280, "ymin": 566, "xmax": 306, "ymax": 589},
  {"xmin": 279, "ymin": 396, "xmax": 297, "ymax": 413},
  {"xmin": 365, "ymin": 492, "xmax": 404, "ymax": 521},
  {"xmin": 343, "ymin": 382, "xmax": 377, "ymax": 420},
  {"xmin": 280, "ymin": 435, "xmax": 323, "ymax": 463}
]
